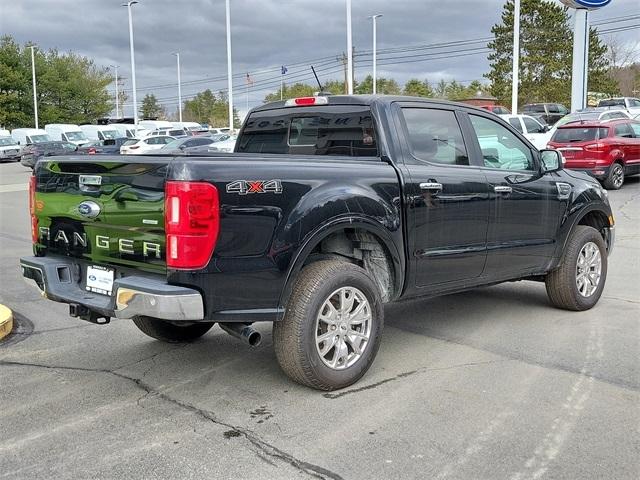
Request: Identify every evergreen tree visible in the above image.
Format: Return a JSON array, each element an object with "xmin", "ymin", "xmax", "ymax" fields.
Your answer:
[
  {"xmin": 140, "ymin": 93, "xmax": 165, "ymax": 119},
  {"xmin": 486, "ymin": 0, "xmax": 618, "ymax": 108},
  {"xmin": 403, "ymin": 79, "xmax": 434, "ymax": 97}
]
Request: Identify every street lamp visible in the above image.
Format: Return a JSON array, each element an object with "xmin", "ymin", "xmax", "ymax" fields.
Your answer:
[
  {"xmin": 511, "ymin": 0, "xmax": 520, "ymax": 113},
  {"xmin": 346, "ymin": 0, "xmax": 353, "ymax": 94},
  {"xmin": 109, "ymin": 65, "xmax": 120, "ymax": 118},
  {"xmin": 172, "ymin": 53, "xmax": 182, "ymax": 123},
  {"xmin": 28, "ymin": 46, "xmax": 38, "ymax": 129},
  {"xmin": 225, "ymin": 0, "xmax": 234, "ymax": 130},
  {"xmin": 368, "ymin": 14, "xmax": 383, "ymax": 95},
  {"xmin": 122, "ymin": 1, "xmax": 139, "ymax": 126}
]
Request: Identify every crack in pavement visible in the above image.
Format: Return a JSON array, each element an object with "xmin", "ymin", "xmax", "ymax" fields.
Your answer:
[
  {"xmin": 0, "ymin": 359, "xmax": 344, "ymax": 480},
  {"xmin": 323, "ymin": 359, "xmax": 507, "ymax": 399},
  {"xmin": 386, "ymin": 324, "xmax": 640, "ymax": 392}
]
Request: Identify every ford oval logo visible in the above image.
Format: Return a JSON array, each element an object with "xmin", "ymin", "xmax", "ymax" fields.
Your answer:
[
  {"xmin": 560, "ymin": 0, "xmax": 611, "ymax": 9},
  {"xmin": 77, "ymin": 201, "xmax": 101, "ymax": 218}
]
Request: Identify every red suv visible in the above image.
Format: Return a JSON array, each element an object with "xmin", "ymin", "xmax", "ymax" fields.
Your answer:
[{"xmin": 547, "ymin": 119, "xmax": 640, "ymax": 189}]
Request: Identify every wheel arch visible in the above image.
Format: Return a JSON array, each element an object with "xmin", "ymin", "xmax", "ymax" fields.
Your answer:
[{"xmin": 277, "ymin": 217, "xmax": 404, "ymax": 317}]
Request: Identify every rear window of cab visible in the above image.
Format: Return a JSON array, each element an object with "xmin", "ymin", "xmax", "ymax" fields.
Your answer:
[{"xmin": 551, "ymin": 127, "xmax": 608, "ymax": 143}]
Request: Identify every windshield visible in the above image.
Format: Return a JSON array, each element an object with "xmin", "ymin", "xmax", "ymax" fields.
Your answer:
[
  {"xmin": 557, "ymin": 113, "xmax": 599, "ymax": 126},
  {"xmin": 100, "ymin": 130, "xmax": 119, "ymax": 140},
  {"xmin": 552, "ymin": 127, "xmax": 606, "ymax": 143},
  {"xmin": 29, "ymin": 134, "xmax": 51, "ymax": 143},
  {"xmin": 65, "ymin": 131, "xmax": 87, "ymax": 141},
  {"xmin": 0, "ymin": 137, "xmax": 17, "ymax": 146},
  {"xmin": 162, "ymin": 138, "xmax": 183, "ymax": 149},
  {"xmin": 598, "ymin": 99, "xmax": 625, "ymax": 107}
]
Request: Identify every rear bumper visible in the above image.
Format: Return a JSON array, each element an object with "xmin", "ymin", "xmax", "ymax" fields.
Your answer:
[{"xmin": 20, "ymin": 256, "xmax": 204, "ymax": 321}]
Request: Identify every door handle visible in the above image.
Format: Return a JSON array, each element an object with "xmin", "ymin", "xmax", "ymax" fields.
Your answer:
[
  {"xmin": 494, "ymin": 185, "xmax": 512, "ymax": 194},
  {"xmin": 420, "ymin": 182, "xmax": 443, "ymax": 191}
]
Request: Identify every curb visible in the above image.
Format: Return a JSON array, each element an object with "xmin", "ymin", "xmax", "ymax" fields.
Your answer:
[{"xmin": 0, "ymin": 304, "xmax": 14, "ymax": 341}]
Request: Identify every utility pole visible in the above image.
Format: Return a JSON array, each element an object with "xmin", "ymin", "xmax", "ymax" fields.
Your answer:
[
  {"xmin": 29, "ymin": 46, "xmax": 38, "ymax": 129},
  {"xmin": 338, "ymin": 53, "xmax": 348, "ymax": 94},
  {"xmin": 110, "ymin": 65, "xmax": 120, "ymax": 118}
]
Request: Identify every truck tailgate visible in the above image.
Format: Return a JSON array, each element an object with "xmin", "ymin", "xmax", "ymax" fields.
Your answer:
[{"xmin": 33, "ymin": 157, "xmax": 168, "ymax": 274}]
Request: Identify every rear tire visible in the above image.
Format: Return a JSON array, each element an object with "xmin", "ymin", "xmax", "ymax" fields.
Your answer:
[
  {"xmin": 273, "ymin": 260, "xmax": 384, "ymax": 391},
  {"xmin": 603, "ymin": 162, "xmax": 624, "ymax": 190},
  {"xmin": 133, "ymin": 316, "xmax": 214, "ymax": 343},
  {"xmin": 545, "ymin": 226, "xmax": 607, "ymax": 311}
]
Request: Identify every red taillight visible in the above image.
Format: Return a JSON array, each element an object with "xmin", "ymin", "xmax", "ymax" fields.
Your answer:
[
  {"xmin": 29, "ymin": 176, "xmax": 38, "ymax": 243},
  {"xmin": 584, "ymin": 143, "xmax": 605, "ymax": 153},
  {"xmin": 88, "ymin": 147, "xmax": 97, "ymax": 155},
  {"xmin": 164, "ymin": 181, "xmax": 219, "ymax": 269}
]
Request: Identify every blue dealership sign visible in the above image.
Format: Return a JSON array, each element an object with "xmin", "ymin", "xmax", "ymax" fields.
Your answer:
[{"xmin": 559, "ymin": 0, "xmax": 611, "ymax": 9}]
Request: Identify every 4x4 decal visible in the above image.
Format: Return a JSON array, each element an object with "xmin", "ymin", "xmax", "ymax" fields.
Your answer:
[{"xmin": 226, "ymin": 179, "xmax": 283, "ymax": 195}]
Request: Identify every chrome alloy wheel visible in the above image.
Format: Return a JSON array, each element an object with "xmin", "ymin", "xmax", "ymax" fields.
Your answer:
[
  {"xmin": 314, "ymin": 286, "xmax": 372, "ymax": 370},
  {"xmin": 576, "ymin": 242, "xmax": 602, "ymax": 298},
  {"xmin": 611, "ymin": 164, "xmax": 624, "ymax": 189}
]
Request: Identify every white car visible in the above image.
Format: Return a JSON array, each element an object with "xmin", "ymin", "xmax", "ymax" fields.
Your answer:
[
  {"xmin": 120, "ymin": 136, "xmax": 175, "ymax": 155},
  {"xmin": 0, "ymin": 136, "xmax": 21, "ymax": 162},
  {"xmin": 207, "ymin": 135, "xmax": 237, "ymax": 153},
  {"xmin": 499, "ymin": 114, "xmax": 550, "ymax": 150}
]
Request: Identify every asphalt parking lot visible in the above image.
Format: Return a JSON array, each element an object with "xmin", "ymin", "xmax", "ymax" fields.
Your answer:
[{"xmin": 0, "ymin": 161, "xmax": 638, "ymax": 480}]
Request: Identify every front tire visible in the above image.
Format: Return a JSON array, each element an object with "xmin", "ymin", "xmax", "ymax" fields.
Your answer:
[
  {"xmin": 545, "ymin": 226, "xmax": 607, "ymax": 311},
  {"xmin": 273, "ymin": 260, "xmax": 384, "ymax": 391},
  {"xmin": 133, "ymin": 316, "xmax": 214, "ymax": 343},
  {"xmin": 603, "ymin": 162, "xmax": 624, "ymax": 190}
]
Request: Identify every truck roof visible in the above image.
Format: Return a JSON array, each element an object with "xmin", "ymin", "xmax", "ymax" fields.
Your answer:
[{"xmin": 252, "ymin": 94, "xmax": 481, "ymax": 113}]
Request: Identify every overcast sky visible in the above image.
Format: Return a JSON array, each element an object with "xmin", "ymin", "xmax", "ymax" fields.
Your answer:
[{"xmin": 1, "ymin": 0, "xmax": 637, "ymax": 119}]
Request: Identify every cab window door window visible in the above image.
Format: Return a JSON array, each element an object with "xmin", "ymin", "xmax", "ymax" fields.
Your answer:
[
  {"xmin": 508, "ymin": 118, "xmax": 523, "ymax": 133},
  {"xmin": 401, "ymin": 108, "xmax": 469, "ymax": 166},
  {"xmin": 523, "ymin": 117, "xmax": 544, "ymax": 133},
  {"xmin": 469, "ymin": 114, "xmax": 535, "ymax": 171}
]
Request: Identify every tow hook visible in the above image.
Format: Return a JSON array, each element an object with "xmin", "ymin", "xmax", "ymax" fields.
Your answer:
[
  {"xmin": 219, "ymin": 323, "xmax": 262, "ymax": 347},
  {"xmin": 69, "ymin": 304, "xmax": 110, "ymax": 324}
]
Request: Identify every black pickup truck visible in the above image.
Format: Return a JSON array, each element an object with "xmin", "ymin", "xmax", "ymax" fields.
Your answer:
[{"xmin": 21, "ymin": 95, "xmax": 615, "ymax": 390}]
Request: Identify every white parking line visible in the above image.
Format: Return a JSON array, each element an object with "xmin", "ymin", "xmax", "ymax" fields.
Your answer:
[{"xmin": 0, "ymin": 184, "xmax": 28, "ymax": 193}]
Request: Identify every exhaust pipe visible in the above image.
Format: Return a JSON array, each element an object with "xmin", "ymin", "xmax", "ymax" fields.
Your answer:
[{"xmin": 219, "ymin": 323, "xmax": 262, "ymax": 347}]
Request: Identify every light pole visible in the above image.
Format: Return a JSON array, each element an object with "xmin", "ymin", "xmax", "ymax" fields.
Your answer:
[
  {"xmin": 225, "ymin": 0, "xmax": 234, "ymax": 130},
  {"xmin": 511, "ymin": 0, "xmax": 520, "ymax": 113},
  {"xmin": 172, "ymin": 53, "xmax": 182, "ymax": 123},
  {"xmin": 346, "ymin": 0, "xmax": 354, "ymax": 94},
  {"xmin": 123, "ymin": 1, "xmax": 139, "ymax": 126},
  {"xmin": 368, "ymin": 14, "xmax": 382, "ymax": 94},
  {"xmin": 110, "ymin": 65, "xmax": 120, "ymax": 118},
  {"xmin": 29, "ymin": 46, "xmax": 38, "ymax": 129}
]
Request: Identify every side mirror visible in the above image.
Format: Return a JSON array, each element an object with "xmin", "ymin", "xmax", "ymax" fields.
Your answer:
[
  {"xmin": 543, "ymin": 125, "xmax": 551, "ymax": 133},
  {"xmin": 540, "ymin": 149, "xmax": 563, "ymax": 173}
]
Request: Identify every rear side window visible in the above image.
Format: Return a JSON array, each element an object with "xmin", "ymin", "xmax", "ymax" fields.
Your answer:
[
  {"xmin": 599, "ymin": 99, "xmax": 625, "ymax": 107},
  {"xmin": 629, "ymin": 123, "xmax": 640, "ymax": 136},
  {"xmin": 552, "ymin": 127, "xmax": 603, "ymax": 143},
  {"xmin": 237, "ymin": 107, "xmax": 378, "ymax": 157},
  {"xmin": 614, "ymin": 123, "xmax": 634, "ymax": 138},
  {"xmin": 548, "ymin": 104, "xmax": 560, "ymax": 113},
  {"xmin": 532, "ymin": 105, "xmax": 546, "ymax": 113},
  {"xmin": 508, "ymin": 118, "xmax": 523, "ymax": 133},
  {"xmin": 402, "ymin": 108, "xmax": 469, "ymax": 166},
  {"xmin": 523, "ymin": 117, "xmax": 544, "ymax": 133}
]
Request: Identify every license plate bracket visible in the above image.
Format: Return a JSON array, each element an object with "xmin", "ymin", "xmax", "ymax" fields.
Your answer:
[{"xmin": 86, "ymin": 265, "xmax": 114, "ymax": 296}]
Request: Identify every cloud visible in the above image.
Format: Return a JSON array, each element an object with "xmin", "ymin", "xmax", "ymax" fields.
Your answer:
[{"xmin": 2, "ymin": 0, "xmax": 636, "ymax": 116}]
